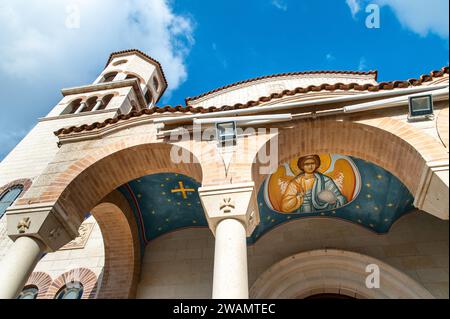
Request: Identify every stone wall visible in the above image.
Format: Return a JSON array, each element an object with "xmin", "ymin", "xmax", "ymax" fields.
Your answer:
[{"xmin": 136, "ymin": 210, "xmax": 448, "ymax": 299}]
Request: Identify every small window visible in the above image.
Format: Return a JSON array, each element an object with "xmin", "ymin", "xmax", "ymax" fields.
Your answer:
[
  {"xmin": 55, "ymin": 282, "xmax": 84, "ymax": 299},
  {"xmin": 153, "ymin": 77, "xmax": 159, "ymax": 91},
  {"xmin": 112, "ymin": 59, "xmax": 127, "ymax": 66},
  {"xmin": 63, "ymin": 99, "xmax": 82, "ymax": 115},
  {"xmin": 17, "ymin": 286, "xmax": 39, "ymax": 299},
  {"xmin": 0, "ymin": 185, "xmax": 24, "ymax": 219},
  {"xmin": 102, "ymin": 72, "xmax": 118, "ymax": 83}
]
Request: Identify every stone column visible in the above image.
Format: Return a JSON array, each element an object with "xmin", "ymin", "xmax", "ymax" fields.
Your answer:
[
  {"xmin": 212, "ymin": 218, "xmax": 248, "ymax": 298},
  {"xmin": 0, "ymin": 236, "xmax": 45, "ymax": 299},
  {"xmin": 198, "ymin": 182, "xmax": 259, "ymax": 299},
  {"xmin": 1, "ymin": 203, "xmax": 79, "ymax": 299},
  {"xmin": 74, "ymin": 102, "xmax": 87, "ymax": 114},
  {"xmin": 92, "ymin": 100, "xmax": 104, "ymax": 111}
]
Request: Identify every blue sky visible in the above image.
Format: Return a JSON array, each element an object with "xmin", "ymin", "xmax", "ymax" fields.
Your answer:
[{"xmin": 0, "ymin": 0, "xmax": 448, "ymax": 160}]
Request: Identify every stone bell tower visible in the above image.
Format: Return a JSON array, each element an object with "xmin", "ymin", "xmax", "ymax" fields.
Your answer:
[{"xmin": 0, "ymin": 49, "xmax": 167, "ymax": 187}]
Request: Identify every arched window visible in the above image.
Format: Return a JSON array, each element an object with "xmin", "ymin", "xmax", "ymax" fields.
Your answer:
[
  {"xmin": 101, "ymin": 94, "xmax": 114, "ymax": 109},
  {"xmin": 0, "ymin": 185, "xmax": 23, "ymax": 219},
  {"xmin": 144, "ymin": 89, "xmax": 153, "ymax": 107},
  {"xmin": 153, "ymin": 77, "xmax": 159, "ymax": 92},
  {"xmin": 102, "ymin": 72, "xmax": 118, "ymax": 83},
  {"xmin": 55, "ymin": 282, "xmax": 84, "ymax": 299},
  {"xmin": 125, "ymin": 74, "xmax": 139, "ymax": 81},
  {"xmin": 62, "ymin": 99, "xmax": 82, "ymax": 115},
  {"xmin": 84, "ymin": 96, "xmax": 98, "ymax": 112},
  {"xmin": 112, "ymin": 59, "xmax": 127, "ymax": 66},
  {"xmin": 17, "ymin": 285, "xmax": 39, "ymax": 299}
]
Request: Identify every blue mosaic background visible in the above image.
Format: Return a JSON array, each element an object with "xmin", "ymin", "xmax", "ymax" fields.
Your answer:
[{"xmin": 118, "ymin": 157, "xmax": 414, "ymax": 246}]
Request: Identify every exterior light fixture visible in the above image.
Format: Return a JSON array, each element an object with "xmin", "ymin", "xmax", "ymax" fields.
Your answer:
[
  {"xmin": 408, "ymin": 94, "xmax": 434, "ymax": 120},
  {"xmin": 216, "ymin": 121, "xmax": 237, "ymax": 145}
]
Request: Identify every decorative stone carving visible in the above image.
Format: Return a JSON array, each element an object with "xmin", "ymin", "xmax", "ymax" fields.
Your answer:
[
  {"xmin": 220, "ymin": 197, "xmax": 235, "ymax": 213},
  {"xmin": 198, "ymin": 182, "xmax": 260, "ymax": 236},
  {"xmin": 6, "ymin": 203, "xmax": 80, "ymax": 252},
  {"xmin": 60, "ymin": 223, "xmax": 94, "ymax": 250},
  {"xmin": 17, "ymin": 217, "xmax": 31, "ymax": 233}
]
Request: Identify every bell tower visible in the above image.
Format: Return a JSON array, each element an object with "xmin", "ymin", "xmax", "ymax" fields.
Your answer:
[
  {"xmin": 0, "ymin": 49, "xmax": 167, "ymax": 187},
  {"xmin": 47, "ymin": 49, "xmax": 167, "ymax": 118}
]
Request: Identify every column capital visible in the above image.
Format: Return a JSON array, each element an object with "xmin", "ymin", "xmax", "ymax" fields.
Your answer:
[
  {"xmin": 414, "ymin": 160, "xmax": 449, "ymax": 220},
  {"xmin": 5, "ymin": 203, "xmax": 80, "ymax": 252},
  {"xmin": 198, "ymin": 182, "xmax": 260, "ymax": 237}
]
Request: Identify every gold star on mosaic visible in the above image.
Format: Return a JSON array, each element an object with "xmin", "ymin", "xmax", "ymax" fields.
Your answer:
[
  {"xmin": 384, "ymin": 218, "xmax": 389, "ymax": 222},
  {"xmin": 358, "ymin": 219, "xmax": 362, "ymax": 223},
  {"xmin": 166, "ymin": 218, "xmax": 170, "ymax": 222},
  {"xmin": 287, "ymin": 216, "xmax": 292, "ymax": 219},
  {"xmin": 366, "ymin": 183, "xmax": 371, "ymax": 188},
  {"xmin": 387, "ymin": 203, "xmax": 394, "ymax": 207},
  {"xmin": 373, "ymin": 206, "xmax": 379, "ymax": 211},
  {"xmin": 369, "ymin": 224, "xmax": 374, "ymax": 228},
  {"xmin": 192, "ymin": 220, "xmax": 197, "ymax": 224},
  {"xmin": 137, "ymin": 193, "xmax": 142, "ymax": 198},
  {"xmin": 271, "ymin": 219, "xmax": 276, "ymax": 223},
  {"xmin": 355, "ymin": 205, "xmax": 361, "ymax": 209},
  {"xmin": 332, "ymin": 211, "xmax": 336, "ymax": 214},
  {"xmin": 161, "ymin": 191, "xmax": 166, "ymax": 195},
  {"xmin": 366, "ymin": 194, "xmax": 372, "ymax": 199},
  {"xmin": 160, "ymin": 184, "xmax": 164, "ymax": 187},
  {"xmin": 376, "ymin": 175, "xmax": 383, "ymax": 180}
]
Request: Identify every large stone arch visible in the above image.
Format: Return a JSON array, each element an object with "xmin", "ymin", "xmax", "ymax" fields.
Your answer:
[
  {"xmin": 17, "ymin": 139, "xmax": 204, "ymax": 229},
  {"xmin": 247, "ymin": 117, "xmax": 449, "ymax": 219},
  {"xmin": 91, "ymin": 190, "xmax": 141, "ymax": 299},
  {"xmin": 250, "ymin": 249, "xmax": 434, "ymax": 299}
]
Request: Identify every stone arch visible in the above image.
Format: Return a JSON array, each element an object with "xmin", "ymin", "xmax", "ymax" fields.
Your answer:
[
  {"xmin": 91, "ymin": 190, "xmax": 141, "ymax": 298},
  {"xmin": 250, "ymin": 249, "xmax": 434, "ymax": 299},
  {"xmin": 46, "ymin": 268, "xmax": 98, "ymax": 299},
  {"xmin": 248, "ymin": 117, "xmax": 448, "ymax": 218},
  {"xmin": 23, "ymin": 271, "xmax": 52, "ymax": 299},
  {"xmin": 20, "ymin": 140, "xmax": 203, "ymax": 226}
]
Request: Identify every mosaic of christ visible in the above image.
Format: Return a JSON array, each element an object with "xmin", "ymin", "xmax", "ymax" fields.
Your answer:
[{"xmin": 264, "ymin": 154, "xmax": 361, "ymax": 214}]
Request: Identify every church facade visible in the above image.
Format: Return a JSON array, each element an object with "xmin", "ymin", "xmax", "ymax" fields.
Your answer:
[{"xmin": 0, "ymin": 49, "xmax": 448, "ymax": 299}]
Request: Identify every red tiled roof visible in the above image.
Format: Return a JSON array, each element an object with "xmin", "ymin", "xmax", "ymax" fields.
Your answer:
[
  {"xmin": 54, "ymin": 66, "xmax": 449, "ymax": 136},
  {"xmin": 106, "ymin": 49, "xmax": 168, "ymax": 93},
  {"xmin": 185, "ymin": 70, "xmax": 379, "ymax": 104}
]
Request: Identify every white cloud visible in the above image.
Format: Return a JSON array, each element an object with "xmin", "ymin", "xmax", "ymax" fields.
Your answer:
[
  {"xmin": 346, "ymin": 0, "xmax": 361, "ymax": 18},
  {"xmin": 271, "ymin": 0, "xmax": 288, "ymax": 11},
  {"xmin": 358, "ymin": 57, "xmax": 367, "ymax": 71},
  {"xmin": 326, "ymin": 53, "xmax": 336, "ymax": 62},
  {"xmin": 375, "ymin": 0, "xmax": 449, "ymax": 38},
  {"xmin": 0, "ymin": 0, "xmax": 195, "ymax": 161},
  {"xmin": 0, "ymin": 0, "xmax": 195, "ymax": 90}
]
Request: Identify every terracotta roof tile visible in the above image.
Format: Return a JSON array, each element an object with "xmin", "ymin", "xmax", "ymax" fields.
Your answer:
[
  {"xmin": 54, "ymin": 66, "xmax": 449, "ymax": 136},
  {"xmin": 106, "ymin": 49, "xmax": 168, "ymax": 94},
  {"xmin": 185, "ymin": 70, "xmax": 379, "ymax": 104}
]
